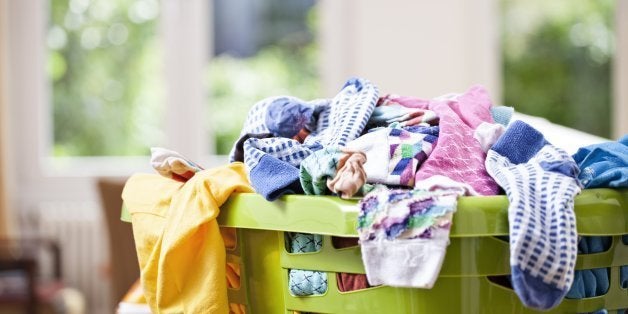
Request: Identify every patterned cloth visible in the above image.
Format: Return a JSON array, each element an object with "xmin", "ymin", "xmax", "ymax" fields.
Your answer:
[
  {"xmin": 299, "ymin": 147, "xmax": 344, "ymax": 196},
  {"xmin": 244, "ymin": 137, "xmax": 313, "ymax": 171},
  {"xmin": 357, "ymin": 177, "xmax": 475, "ymax": 288},
  {"xmin": 288, "ymin": 270, "xmax": 328, "ymax": 296},
  {"xmin": 289, "ymin": 232, "xmax": 323, "ymax": 253},
  {"xmin": 243, "ymin": 77, "xmax": 379, "ymax": 201},
  {"xmin": 486, "ymin": 120, "xmax": 581, "ymax": 310},
  {"xmin": 367, "ymin": 96, "xmax": 438, "ymax": 128},
  {"xmin": 387, "ymin": 86, "xmax": 499, "ymax": 195},
  {"xmin": 286, "ymin": 233, "xmax": 328, "ymax": 296},
  {"xmin": 228, "ymin": 96, "xmax": 329, "ymax": 162},
  {"xmin": 231, "ymin": 133, "xmax": 274, "ymax": 163},
  {"xmin": 150, "ymin": 147, "xmax": 204, "ymax": 182},
  {"xmin": 303, "ymin": 77, "xmax": 379, "ymax": 148},
  {"xmin": 386, "ymin": 128, "xmax": 437, "ymax": 186},
  {"xmin": 299, "ymin": 147, "xmax": 367, "ymax": 198},
  {"xmin": 346, "ymin": 126, "xmax": 438, "ymax": 187}
]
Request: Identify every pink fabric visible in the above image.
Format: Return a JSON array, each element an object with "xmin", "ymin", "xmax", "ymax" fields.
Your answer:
[
  {"xmin": 389, "ymin": 86, "xmax": 499, "ymax": 195},
  {"xmin": 381, "ymin": 94, "xmax": 430, "ymax": 109}
]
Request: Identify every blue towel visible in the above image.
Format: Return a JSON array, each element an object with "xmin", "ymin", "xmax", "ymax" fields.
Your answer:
[
  {"xmin": 571, "ymin": 136, "xmax": 628, "ymax": 300},
  {"xmin": 248, "ymin": 153, "xmax": 304, "ymax": 201},
  {"xmin": 572, "ymin": 135, "xmax": 628, "ymax": 188},
  {"xmin": 566, "ymin": 236, "xmax": 611, "ymax": 299}
]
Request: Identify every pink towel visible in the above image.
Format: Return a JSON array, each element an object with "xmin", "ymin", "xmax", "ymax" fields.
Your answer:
[{"xmin": 388, "ymin": 86, "xmax": 499, "ymax": 195}]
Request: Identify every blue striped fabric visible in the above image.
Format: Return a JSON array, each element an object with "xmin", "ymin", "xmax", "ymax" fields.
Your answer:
[
  {"xmin": 485, "ymin": 120, "xmax": 581, "ymax": 310},
  {"xmin": 241, "ymin": 77, "xmax": 379, "ymax": 201},
  {"xmin": 243, "ymin": 137, "xmax": 312, "ymax": 170},
  {"xmin": 304, "ymin": 77, "xmax": 378, "ymax": 148},
  {"xmin": 228, "ymin": 96, "xmax": 330, "ymax": 162}
]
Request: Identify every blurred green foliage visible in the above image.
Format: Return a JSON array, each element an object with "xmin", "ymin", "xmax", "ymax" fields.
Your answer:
[
  {"xmin": 50, "ymin": 0, "xmax": 319, "ymax": 157},
  {"xmin": 208, "ymin": 7, "xmax": 320, "ymax": 155},
  {"xmin": 50, "ymin": 1, "xmax": 614, "ymax": 157},
  {"xmin": 502, "ymin": 0, "xmax": 615, "ymax": 138},
  {"xmin": 49, "ymin": 0, "xmax": 163, "ymax": 156}
]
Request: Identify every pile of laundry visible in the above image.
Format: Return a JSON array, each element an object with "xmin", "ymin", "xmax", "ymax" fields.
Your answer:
[
  {"xmin": 124, "ymin": 77, "xmax": 627, "ymax": 313},
  {"xmin": 225, "ymin": 77, "xmax": 627, "ymax": 311}
]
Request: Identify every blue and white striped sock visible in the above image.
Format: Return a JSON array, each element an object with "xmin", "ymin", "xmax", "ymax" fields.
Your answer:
[
  {"xmin": 244, "ymin": 137, "xmax": 312, "ymax": 201},
  {"xmin": 243, "ymin": 77, "xmax": 379, "ymax": 201},
  {"xmin": 485, "ymin": 120, "xmax": 581, "ymax": 310},
  {"xmin": 304, "ymin": 77, "xmax": 379, "ymax": 148}
]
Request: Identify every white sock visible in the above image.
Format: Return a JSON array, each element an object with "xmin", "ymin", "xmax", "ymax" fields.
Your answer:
[{"xmin": 485, "ymin": 120, "xmax": 581, "ymax": 310}]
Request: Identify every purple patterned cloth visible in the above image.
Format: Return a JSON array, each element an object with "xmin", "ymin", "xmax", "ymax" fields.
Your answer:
[
  {"xmin": 347, "ymin": 126, "xmax": 438, "ymax": 187},
  {"xmin": 356, "ymin": 178, "xmax": 475, "ymax": 288},
  {"xmin": 388, "ymin": 86, "xmax": 500, "ymax": 195}
]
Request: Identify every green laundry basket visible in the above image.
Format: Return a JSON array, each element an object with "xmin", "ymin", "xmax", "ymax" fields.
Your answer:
[
  {"xmin": 215, "ymin": 188, "xmax": 628, "ymax": 313},
  {"xmin": 122, "ymin": 188, "xmax": 628, "ymax": 313}
]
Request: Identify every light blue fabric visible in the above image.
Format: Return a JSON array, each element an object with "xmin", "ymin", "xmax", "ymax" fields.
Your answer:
[
  {"xmin": 289, "ymin": 233, "xmax": 323, "ymax": 253},
  {"xmin": 288, "ymin": 269, "xmax": 327, "ymax": 296},
  {"xmin": 287, "ymin": 233, "xmax": 327, "ymax": 296},
  {"xmin": 490, "ymin": 106, "xmax": 514, "ymax": 127},
  {"xmin": 566, "ymin": 237, "xmax": 611, "ymax": 299},
  {"xmin": 572, "ymin": 135, "xmax": 628, "ymax": 188}
]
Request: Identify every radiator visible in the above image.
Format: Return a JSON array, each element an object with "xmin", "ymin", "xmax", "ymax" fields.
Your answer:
[{"xmin": 37, "ymin": 201, "xmax": 111, "ymax": 314}]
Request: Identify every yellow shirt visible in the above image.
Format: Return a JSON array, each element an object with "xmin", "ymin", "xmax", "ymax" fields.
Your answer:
[{"xmin": 122, "ymin": 163, "xmax": 253, "ymax": 313}]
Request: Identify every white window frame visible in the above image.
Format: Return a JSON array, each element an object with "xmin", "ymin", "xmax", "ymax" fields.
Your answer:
[
  {"xmin": 5, "ymin": 0, "xmax": 226, "ymax": 213},
  {"xmin": 615, "ymin": 0, "xmax": 628, "ymax": 138}
]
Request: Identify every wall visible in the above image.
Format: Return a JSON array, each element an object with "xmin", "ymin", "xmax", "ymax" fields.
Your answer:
[
  {"xmin": 0, "ymin": 0, "xmax": 12, "ymax": 237},
  {"xmin": 319, "ymin": 0, "xmax": 500, "ymax": 101},
  {"xmin": 319, "ymin": 0, "xmax": 627, "ymax": 137},
  {"xmin": 615, "ymin": 0, "xmax": 628, "ymax": 139}
]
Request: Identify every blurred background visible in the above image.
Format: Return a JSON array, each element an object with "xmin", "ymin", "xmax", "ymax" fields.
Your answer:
[{"xmin": 0, "ymin": 0, "xmax": 626, "ymax": 313}]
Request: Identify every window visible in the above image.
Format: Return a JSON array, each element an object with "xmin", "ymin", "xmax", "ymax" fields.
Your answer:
[
  {"xmin": 208, "ymin": 0, "xmax": 319, "ymax": 154},
  {"xmin": 501, "ymin": 0, "xmax": 615, "ymax": 138},
  {"xmin": 48, "ymin": 0, "xmax": 322, "ymax": 158},
  {"xmin": 7, "ymin": 1, "xmax": 211, "ymax": 312},
  {"xmin": 48, "ymin": 0, "xmax": 164, "ymax": 157}
]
